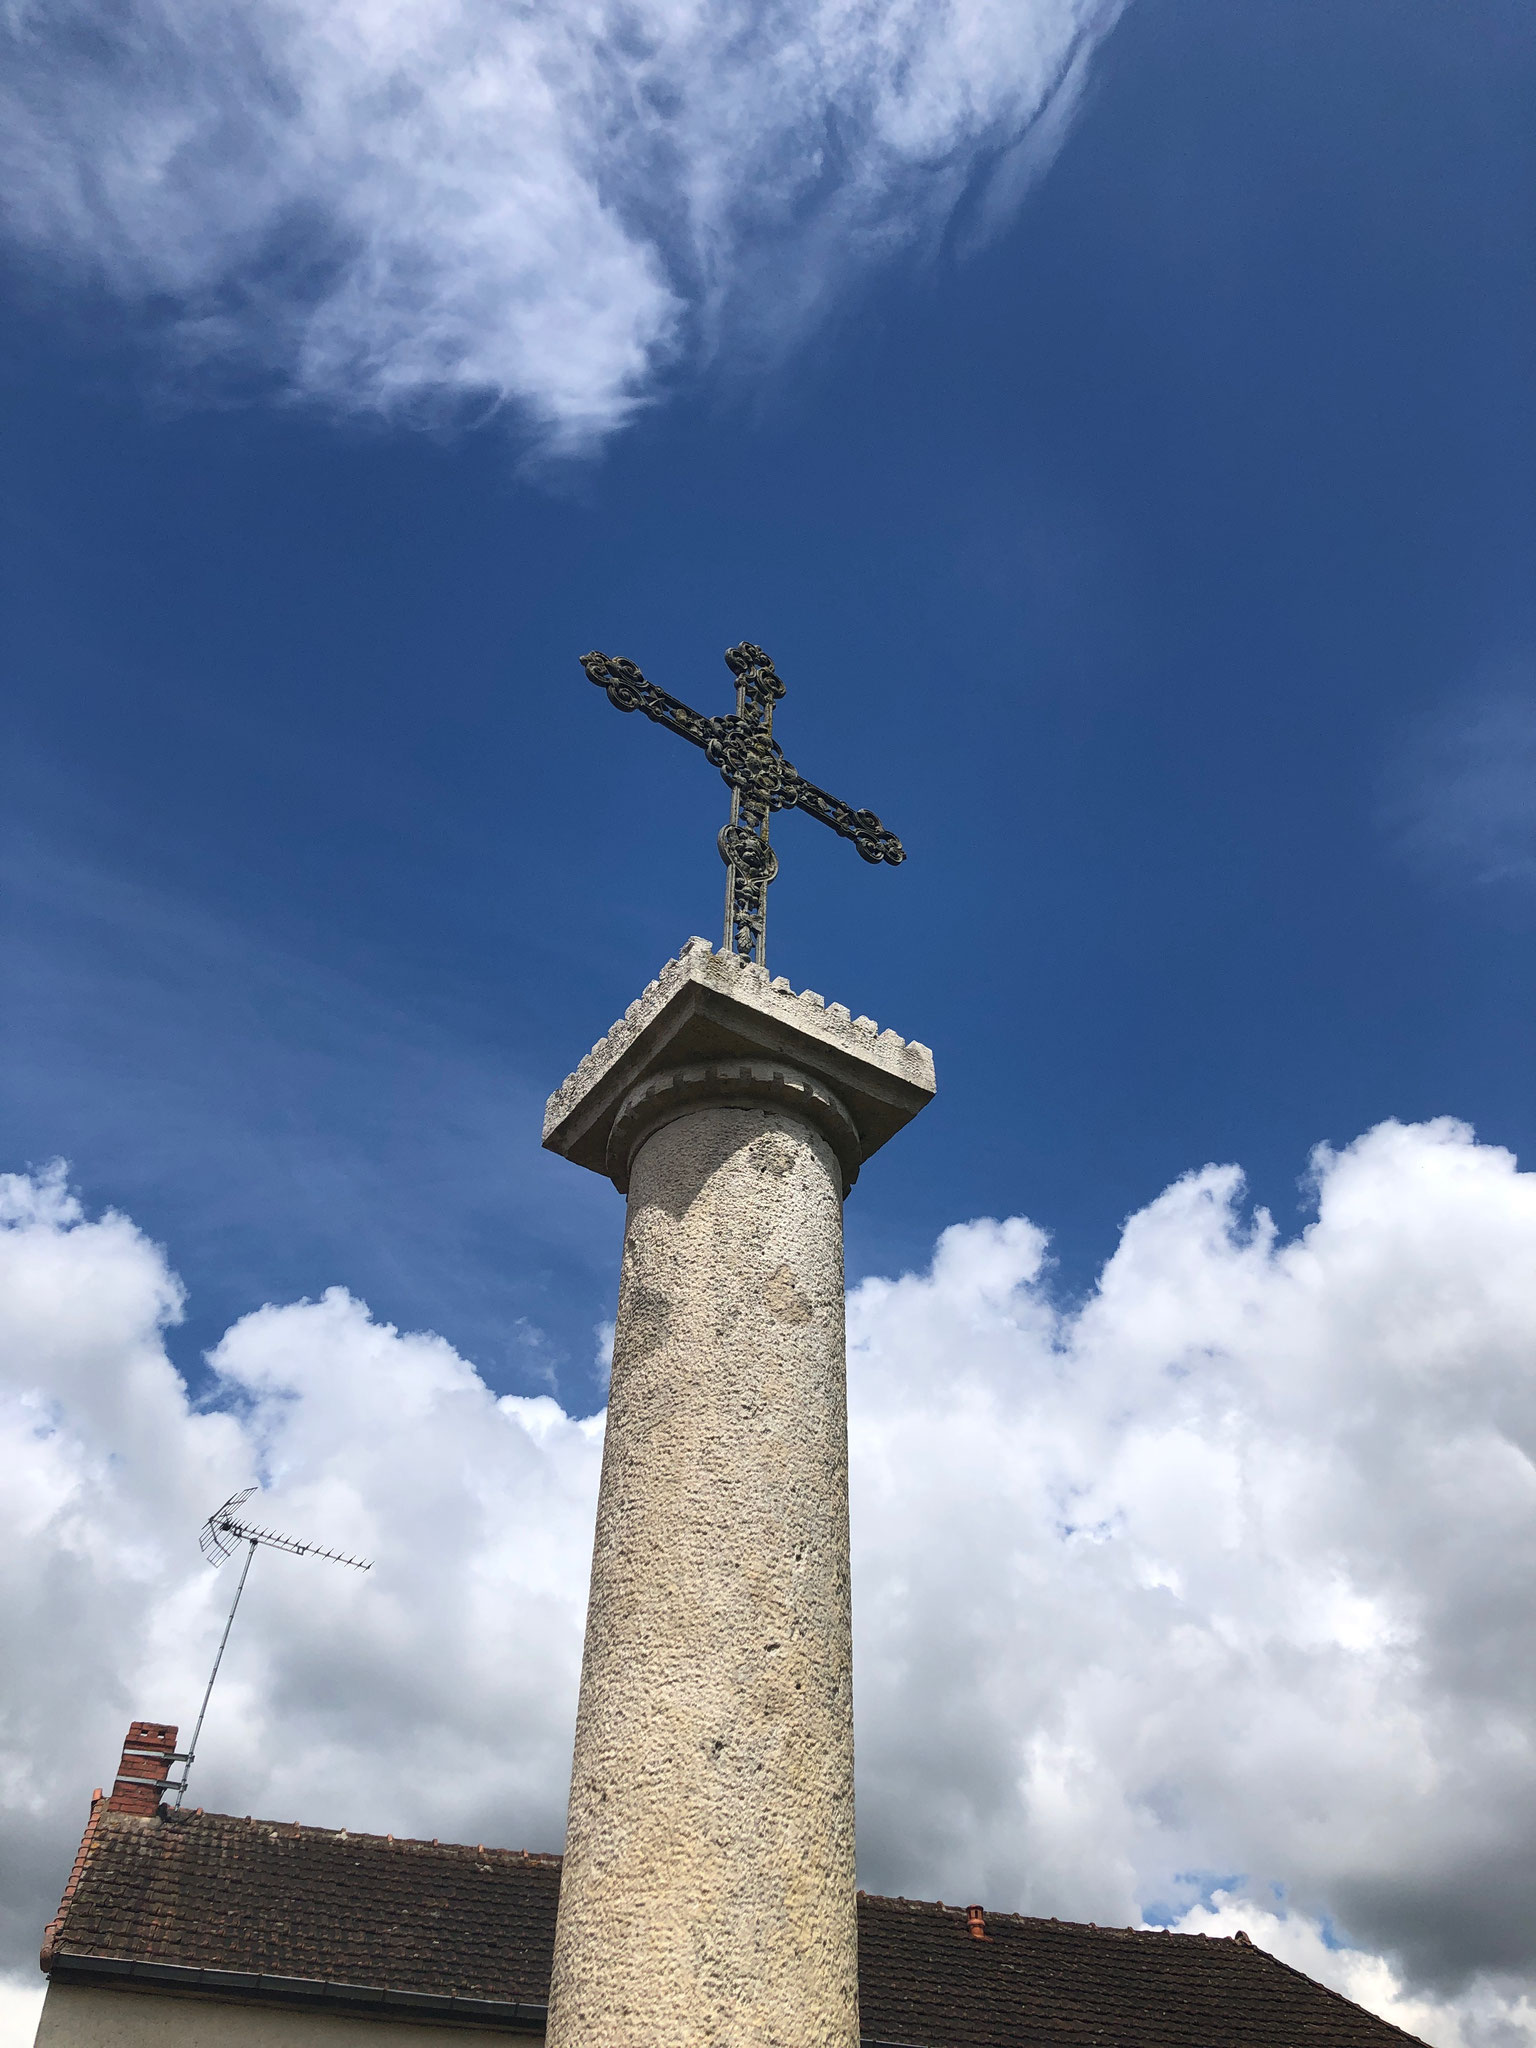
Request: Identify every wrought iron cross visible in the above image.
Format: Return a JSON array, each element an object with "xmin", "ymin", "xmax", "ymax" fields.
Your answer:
[{"xmin": 581, "ymin": 641, "xmax": 905, "ymax": 969}]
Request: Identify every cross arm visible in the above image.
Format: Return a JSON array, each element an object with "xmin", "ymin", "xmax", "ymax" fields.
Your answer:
[
  {"xmin": 582, "ymin": 648, "xmax": 906, "ymax": 868},
  {"xmin": 581, "ymin": 652, "xmax": 718, "ymax": 751},
  {"xmin": 784, "ymin": 774, "xmax": 906, "ymax": 866}
]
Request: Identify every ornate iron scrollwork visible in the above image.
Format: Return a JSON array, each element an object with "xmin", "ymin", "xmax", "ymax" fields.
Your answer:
[{"xmin": 580, "ymin": 640, "xmax": 904, "ymax": 969}]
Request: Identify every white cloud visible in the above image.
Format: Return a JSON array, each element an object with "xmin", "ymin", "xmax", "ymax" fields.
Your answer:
[
  {"xmin": 592, "ymin": 1318, "xmax": 616, "ymax": 1388},
  {"xmin": 5, "ymin": 1117, "xmax": 1536, "ymax": 2047},
  {"xmin": 1169, "ymin": 1895, "xmax": 1536, "ymax": 2048},
  {"xmin": 848, "ymin": 1118, "xmax": 1536, "ymax": 2042},
  {"xmin": 0, "ymin": 1161, "xmax": 603, "ymax": 2016},
  {"xmin": 0, "ymin": 1988, "xmax": 44, "ymax": 2048},
  {"xmin": 0, "ymin": 0, "xmax": 1123, "ymax": 446},
  {"xmin": 1386, "ymin": 676, "xmax": 1536, "ymax": 893}
]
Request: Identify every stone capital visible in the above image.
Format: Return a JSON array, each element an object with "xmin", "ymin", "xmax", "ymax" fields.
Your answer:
[{"xmin": 542, "ymin": 938, "xmax": 936, "ymax": 1194}]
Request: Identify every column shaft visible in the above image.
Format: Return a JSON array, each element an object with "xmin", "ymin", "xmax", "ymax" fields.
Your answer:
[{"xmin": 546, "ymin": 1096, "xmax": 858, "ymax": 2048}]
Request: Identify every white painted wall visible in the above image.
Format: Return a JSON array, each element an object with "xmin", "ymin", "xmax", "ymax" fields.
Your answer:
[{"xmin": 35, "ymin": 1985, "xmax": 512, "ymax": 2048}]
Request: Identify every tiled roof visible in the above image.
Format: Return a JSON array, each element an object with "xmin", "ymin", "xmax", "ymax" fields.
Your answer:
[
  {"xmin": 44, "ymin": 1806, "xmax": 1427, "ymax": 2047},
  {"xmin": 855, "ymin": 1894, "xmax": 1427, "ymax": 2048},
  {"xmin": 43, "ymin": 1808, "xmax": 557, "ymax": 2004}
]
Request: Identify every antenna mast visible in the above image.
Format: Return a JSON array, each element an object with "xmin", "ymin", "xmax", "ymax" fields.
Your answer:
[{"xmin": 170, "ymin": 1489, "xmax": 371, "ymax": 1809}]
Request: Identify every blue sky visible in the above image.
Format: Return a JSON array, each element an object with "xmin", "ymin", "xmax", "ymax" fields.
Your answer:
[
  {"xmin": 7, "ymin": 6, "xmax": 1536, "ymax": 2039},
  {"xmin": 4, "ymin": 0, "xmax": 1533, "ymax": 1409}
]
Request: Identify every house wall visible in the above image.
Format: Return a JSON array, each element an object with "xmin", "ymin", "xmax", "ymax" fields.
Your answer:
[{"xmin": 35, "ymin": 1984, "xmax": 519, "ymax": 2048}]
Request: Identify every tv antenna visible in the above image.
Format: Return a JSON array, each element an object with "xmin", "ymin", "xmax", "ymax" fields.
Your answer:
[{"xmin": 170, "ymin": 1488, "xmax": 371, "ymax": 1809}]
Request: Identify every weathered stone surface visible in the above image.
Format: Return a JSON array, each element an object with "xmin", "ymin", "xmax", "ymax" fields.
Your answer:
[
  {"xmin": 543, "ymin": 948, "xmax": 935, "ymax": 2048},
  {"xmin": 541, "ymin": 938, "xmax": 935, "ymax": 1193},
  {"xmin": 546, "ymin": 1100, "xmax": 857, "ymax": 2048}
]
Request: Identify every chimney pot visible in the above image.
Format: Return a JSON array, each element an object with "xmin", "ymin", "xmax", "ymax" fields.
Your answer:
[{"xmin": 966, "ymin": 1905, "xmax": 991, "ymax": 1942}]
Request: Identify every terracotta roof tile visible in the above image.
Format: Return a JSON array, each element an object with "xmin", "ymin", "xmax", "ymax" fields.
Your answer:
[
  {"xmin": 45, "ymin": 1809, "xmax": 557, "ymax": 2003},
  {"xmin": 44, "ymin": 1809, "xmax": 1427, "ymax": 2046},
  {"xmin": 854, "ymin": 1893, "xmax": 1429, "ymax": 2047}
]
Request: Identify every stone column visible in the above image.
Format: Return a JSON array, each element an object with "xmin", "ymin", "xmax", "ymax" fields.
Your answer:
[{"xmin": 541, "ymin": 940, "xmax": 934, "ymax": 2048}]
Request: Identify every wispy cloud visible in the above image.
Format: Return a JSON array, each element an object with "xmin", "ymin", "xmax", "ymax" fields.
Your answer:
[
  {"xmin": 0, "ymin": 0, "xmax": 1123, "ymax": 447},
  {"xmin": 1386, "ymin": 674, "xmax": 1536, "ymax": 893}
]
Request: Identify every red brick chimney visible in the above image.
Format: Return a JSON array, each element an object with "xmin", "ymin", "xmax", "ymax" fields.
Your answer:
[{"xmin": 106, "ymin": 1722, "xmax": 180, "ymax": 1816}]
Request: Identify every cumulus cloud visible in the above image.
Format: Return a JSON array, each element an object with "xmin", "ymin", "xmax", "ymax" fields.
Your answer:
[
  {"xmin": 5, "ymin": 1118, "xmax": 1536, "ymax": 2047},
  {"xmin": 1172, "ymin": 1895, "xmax": 1536, "ymax": 2048},
  {"xmin": 848, "ymin": 1118, "xmax": 1536, "ymax": 2043},
  {"xmin": 0, "ymin": 1161, "xmax": 602, "ymax": 2005},
  {"xmin": 0, "ymin": 0, "xmax": 1122, "ymax": 446}
]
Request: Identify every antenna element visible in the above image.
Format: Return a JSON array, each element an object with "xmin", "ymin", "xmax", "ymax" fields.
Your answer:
[{"xmin": 171, "ymin": 1489, "xmax": 371, "ymax": 1809}]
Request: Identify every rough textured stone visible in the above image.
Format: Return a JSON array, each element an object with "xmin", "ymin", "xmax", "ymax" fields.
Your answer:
[
  {"xmin": 543, "ymin": 950, "xmax": 935, "ymax": 2048},
  {"xmin": 541, "ymin": 938, "xmax": 935, "ymax": 1192}
]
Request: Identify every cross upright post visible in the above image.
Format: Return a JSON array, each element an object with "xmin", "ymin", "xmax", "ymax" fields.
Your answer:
[
  {"xmin": 545, "ymin": 637, "xmax": 929, "ymax": 2048},
  {"xmin": 580, "ymin": 641, "xmax": 905, "ymax": 968}
]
